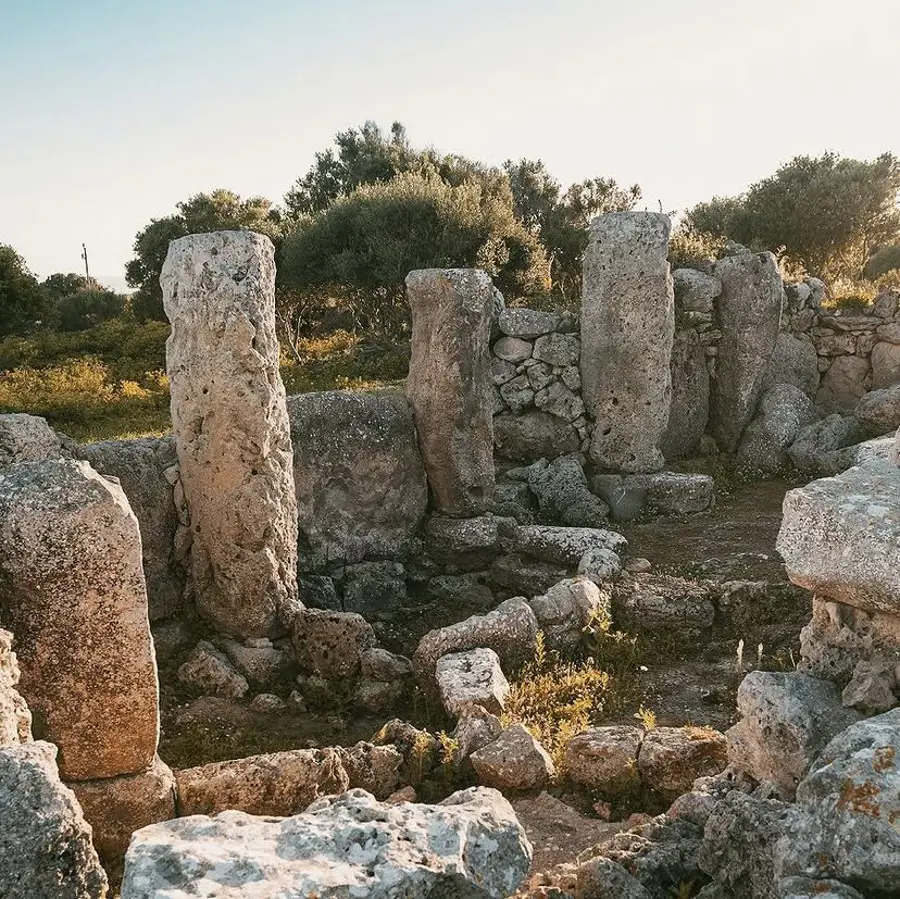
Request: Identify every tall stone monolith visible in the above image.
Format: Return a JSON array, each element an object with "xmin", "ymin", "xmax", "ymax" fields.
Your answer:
[
  {"xmin": 581, "ymin": 212, "xmax": 674, "ymax": 472},
  {"xmin": 710, "ymin": 250, "xmax": 783, "ymax": 452},
  {"xmin": 406, "ymin": 269, "xmax": 495, "ymax": 516},
  {"xmin": 0, "ymin": 460, "xmax": 159, "ymax": 781},
  {"xmin": 161, "ymin": 231, "xmax": 299, "ymax": 638}
]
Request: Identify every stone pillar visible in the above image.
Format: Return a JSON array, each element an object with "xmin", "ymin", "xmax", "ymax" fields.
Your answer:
[
  {"xmin": 406, "ymin": 269, "xmax": 495, "ymax": 516},
  {"xmin": 581, "ymin": 212, "xmax": 674, "ymax": 472},
  {"xmin": 161, "ymin": 231, "xmax": 299, "ymax": 638},
  {"xmin": 0, "ymin": 460, "xmax": 159, "ymax": 781},
  {"xmin": 709, "ymin": 251, "xmax": 782, "ymax": 452}
]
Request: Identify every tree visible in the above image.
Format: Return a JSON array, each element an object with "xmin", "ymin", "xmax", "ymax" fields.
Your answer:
[
  {"xmin": 56, "ymin": 289, "xmax": 126, "ymax": 331},
  {"xmin": 126, "ymin": 189, "xmax": 282, "ymax": 321},
  {"xmin": 0, "ymin": 245, "xmax": 45, "ymax": 336},
  {"xmin": 504, "ymin": 159, "xmax": 641, "ymax": 302},
  {"xmin": 684, "ymin": 153, "xmax": 900, "ymax": 279},
  {"xmin": 41, "ymin": 272, "xmax": 90, "ymax": 304},
  {"xmin": 864, "ymin": 244, "xmax": 900, "ymax": 280},
  {"xmin": 279, "ymin": 171, "xmax": 549, "ymax": 338}
]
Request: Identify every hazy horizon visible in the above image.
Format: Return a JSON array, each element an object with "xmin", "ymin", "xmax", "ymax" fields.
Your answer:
[{"xmin": 3, "ymin": 0, "xmax": 899, "ymax": 281}]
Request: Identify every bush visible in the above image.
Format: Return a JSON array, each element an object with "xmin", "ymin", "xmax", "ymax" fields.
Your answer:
[
  {"xmin": 55, "ymin": 289, "xmax": 126, "ymax": 331},
  {"xmin": 865, "ymin": 245, "xmax": 900, "ymax": 280}
]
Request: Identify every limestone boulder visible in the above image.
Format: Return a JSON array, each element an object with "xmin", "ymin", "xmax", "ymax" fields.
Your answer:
[
  {"xmin": 777, "ymin": 460, "xmax": 900, "ymax": 615},
  {"xmin": 499, "ymin": 308, "xmax": 559, "ymax": 338},
  {"xmin": 816, "ymin": 355, "xmax": 871, "ymax": 411},
  {"xmin": 637, "ymin": 727, "xmax": 727, "ymax": 799},
  {"xmin": 161, "ymin": 231, "xmax": 299, "ymax": 638},
  {"xmin": 70, "ymin": 755, "xmax": 177, "ymax": 864},
  {"xmin": 338, "ymin": 742, "xmax": 403, "ymax": 800},
  {"xmin": 673, "ymin": 268, "xmax": 721, "ymax": 313},
  {"xmin": 774, "ymin": 709, "xmax": 900, "ymax": 895},
  {"xmin": 787, "ymin": 413, "xmax": 866, "ymax": 475},
  {"xmin": 528, "ymin": 577, "xmax": 610, "ymax": 652},
  {"xmin": 526, "ymin": 455, "xmax": 609, "ymax": 528},
  {"xmin": 470, "ymin": 724, "xmax": 555, "ymax": 791},
  {"xmin": 661, "ymin": 328, "xmax": 710, "ymax": 460},
  {"xmin": 871, "ymin": 340, "xmax": 900, "ymax": 389},
  {"xmin": 292, "ymin": 609, "xmax": 376, "ymax": 679},
  {"xmin": 0, "ymin": 460, "xmax": 159, "ymax": 780},
  {"xmin": 493, "ymin": 336, "xmax": 533, "ymax": 363},
  {"xmin": 502, "ymin": 523, "xmax": 628, "ymax": 567},
  {"xmin": 406, "ymin": 269, "xmax": 495, "ymax": 516},
  {"xmin": 175, "ymin": 747, "xmax": 349, "ymax": 817},
  {"xmin": 436, "ymin": 648, "xmax": 510, "ymax": 717},
  {"xmin": 218, "ymin": 639, "xmax": 293, "ymax": 692},
  {"xmin": 122, "ymin": 787, "xmax": 532, "ymax": 899},
  {"xmin": 177, "ymin": 641, "xmax": 248, "ymax": 699},
  {"xmin": 612, "ymin": 575, "xmax": 715, "ymax": 638},
  {"xmin": 764, "ymin": 332, "xmax": 820, "ymax": 399},
  {"xmin": 0, "ymin": 628, "xmax": 31, "ymax": 747},
  {"xmin": 493, "ymin": 411, "xmax": 580, "ymax": 462},
  {"xmin": 488, "ymin": 554, "xmax": 568, "ymax": 596},
  {"xmin": 425, "ymin": 514, "xmax": 504, "ymax": 570},
  {"xmin": 0, "ymin": 740, "xmax": 108, "ymax": 899},
  {"xmin": 341, "ymin": 560, "xmax": 407, "ymax": 619},
  {"xmin": 853, "ymin": 383, "xmax": 900, "ymax": 434},
  {"xmin": 710, "ymin": 251, "xmax": 783, "ymax": 451},
  {"xmin": 413, "ymin": 599, "xmax": 538, "ymax": 692},
  {"xmin": 564, "ymin": 725, "xmax": 643, "ymax": 794},
  {"xmin": 0, "ymin": 413, "xmax": 64, "ymax": 465},
  {"xmin": 726, "ymin": 671, "xmax": 861, "ymax": 798},
  {"xmin": 78, "ymin": 436, "xmax": 183, "ymax": 621},
  {"xmin": 578, "ymin": 546, "xmax": 623, "ymax": 584},
  {"xmin": 737, "ymin": 383, "xmax": 819, "ymax": 475},
  {"xmin": 592, "ymin": 472, "xmax": 714, "ymax": 520},
  {"xmin": 582, "ymin": 212, "xmax": 674, "ymax": 472},
  {"xmin": 533, "ymin": 332, "xmax": 579, "ymax": 366},
  {"xmin": 287, "ymin": 390, "xmax": 427, "ymax": 569}
]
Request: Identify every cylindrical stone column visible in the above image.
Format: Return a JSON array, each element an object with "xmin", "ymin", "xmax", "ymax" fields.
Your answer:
[
  {"xmin": 161, "ymin": 231, "xmax": 299, "ymax": 638},
  {"xmin": 581, "ymin": 212, "xmax": 674, "ymax": 473},
  {"xmin": 406, "ymin": 269, "xmax": 495, "ymax": 516}
]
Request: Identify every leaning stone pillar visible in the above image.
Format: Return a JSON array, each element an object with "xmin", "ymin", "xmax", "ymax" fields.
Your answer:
[
  {"xmin": 161, "ymin": 231, "xmax": 299, "ymax": 638},
  {"xmin": 406, "ymin": 269, "xmax": 495, "ymax": 516},
  {"xmin": 581, "ymin": 212, "xmax": 674, "ymax": 472}
]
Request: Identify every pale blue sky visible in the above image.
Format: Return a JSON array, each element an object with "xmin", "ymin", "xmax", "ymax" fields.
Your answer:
[{"xmin": 2, "ymin": 0, "xmax": 899, "ymax": 287}]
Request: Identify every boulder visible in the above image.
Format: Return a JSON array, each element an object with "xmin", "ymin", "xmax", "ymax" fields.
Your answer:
[
  {"xmin": 470, "ymin": 724, "xmax": 555, "ymax": 791},
  {"xmin": 853, "ymin": 383, "xmax": 900, "ymax": 434},
  {"xmin": 178, "ymin": 641, "xmax": 249, "ymax": 699},
  {"xmin": 162, "ymin": 231, "xmax": 299, "ymax": 638},
  {"xmin": 710, "ymin": 251, "xmax": 783, "ymax": 451},
  {"xmin": 122, "ymin": 787, "xmax": 532, "ymax": 899},
  {"xmin": 493, "ymin": 336, "xmax": 533, "ymax": 363},
  {"xmin": 673, "ymin": 268, "xmax": 721, "ymax": 313},
  {"xmin": 871, "ymin": 340, "xmax": 900, "ymax": 389},
  {"xmin": 360, "ymin": 647, "xmax": 414, "ymax": 681},
  {"xmin": 436, "ymin": 648, "xmax": 510, "ymax": 717},
  {"xmin": 578, "ymin": 546, "xmax": 623, "ymax": 584},
  {"xmin": 0, "ymin": 740, "xmax": 108, "ymax": 899},
  {"xmin": 0, "ymin": 413, "xmax": 64, "ymax": 465},
  {"xmin": 0, "ymin": 628, "xmax": 31, "ymax": 747},
  {"xmin": 452, "ymin": 705, "xmax": 505, "ymax": 762},
  {"xmin": 764, "ymin": 332, "xmax": 820, "ymax": 399},
  {"xmin": 175, "ymin": 747, "xmax": 349, "ymax": 817},
  {"xmin": 777, "ymin": 460, "xmax": 900, "ymax": 614},
  {"xmin": 292, "ymin": 609, "xmax": 376, "ymax": 679},
  {"xmin": 218, "ymin": 639, "xmax": 292, "ymax": 692},
  {"xmin": 69, "ymin": 755, "xmax": 177, "ymax": 864},
  {"xmin": 77, "ymin": 436, "xmax": 183, "ymax": 621},
  {"xmin": 592, "ymin": 472, "xmax": 714, "ymax": 519},
  {"xmin": 528, "ymin": 577, "xmax": 609, "ymax": 652},
  {"xmin": 787, "ymin": 413, "xmax": 866, "ymax": 475},
  {"xmin": 493, "ymin": 412, "xmax": 581, "ymax": 463},
  {"xmin": 737, "ymin": 383, "xmax": 819, "ymax": 475},
  {"xmin": 499, "ymin": 308, "xmax": 559, "ymax": 339},
  {"xmin": 534, "ymin": 381, "xmax": 584, "ymax": 421},
  {"xmin": 816, "ymin": 355, "xmax": 871, "ymax": 412},
  {"xmin": 406, "ymin": 269, "xmax": 495, "ymax": 516},
  {"xmin": 426, "ymin": 573, "xmax": 497, "ymax": 612},
  {"xmin": 582, "ymin": 212, "xmax": 674, "ymax": 472},
  {"xmin": 413, "ymin": 599, "xmax": 538, "ymax": 693},
  {"xmin": 338, "ymin": 741, "xmax": 403, "ymax": 800},
  {"xmin": 661, "ymin": 328, "xmax": 710, "ymax": 461},
  {"xmin": 533, "ymin": 332, "xmax": 579, "ymax": 366},
  {"xmin": 613, "ymin": 575, "xmax": 715, "ymax": 638},
  {"xmin": 502, "ymin": 523, "xmax": 628, "ymax": 567},
  {"xmin": 0, "ymin": 460, "xmax": 159, "ymax": 780},
  {"xmin": 637, "ymin": 727, "xmax": 727, "ymax": 799},
  {"xmin": 425, "ymin": 514, "xmax": 504, "ymax": 570},
  {"xmin": 488, "ymin": 554, "xmax": 568, "ymax": 596},
  {"xmin": 499, "ymin": 374, "xmax": 534, "ymax": 414},
  {"xmin": 564, "ymin": 725, "xmax": 643, "ymax": 794},
  {"xmin": 775, "ymin": 709, "xmax": 900, "ymax": 895},
  {"xmin": 526, "ymin": 456, "xmax": 609, "ymax": 527},
  {"xmin": 341, "ymin": 560, "xmax": 407, "ymax": 618},
  {"xmin": 726, "ymin": 671, "xmax": 861, "ymax": 798},
  {"xmin": 287, "ymin": 390, "xmax": 427, "ymax": 570}
]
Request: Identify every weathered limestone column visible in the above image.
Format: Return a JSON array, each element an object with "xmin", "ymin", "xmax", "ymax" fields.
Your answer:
[
  {"xmin": 0, "ymin": 460, "xmax": 159, "ymax": 780},
  {"xmin": 710, "ymin": 250, "xmax": 783, "ymax": 452},
  {"xmin": 406, "ymin": 269, "xmax": 495, "ymax": 516},
  {"xmin": 161, "ymin": 231, "xmax": 299, "ymax": 638},
  {"xmin": 581, "ymin": 212, "xmax": 674, "ymax": 472}
]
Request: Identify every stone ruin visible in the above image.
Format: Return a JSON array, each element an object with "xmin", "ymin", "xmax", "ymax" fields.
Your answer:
[{"xmin": 0, "ymin": 221, "xmax": 899, "ymax": 897}]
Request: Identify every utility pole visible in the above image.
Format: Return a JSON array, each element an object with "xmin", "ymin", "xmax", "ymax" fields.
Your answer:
[{"xmin": 81, "ymin": 243, "xmax": 91, "ymax": 284}]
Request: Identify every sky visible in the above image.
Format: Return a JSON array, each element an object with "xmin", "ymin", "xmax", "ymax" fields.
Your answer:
[{"xmin": 2, "ymin": 0, "xmax": 899, "ymax": 290}]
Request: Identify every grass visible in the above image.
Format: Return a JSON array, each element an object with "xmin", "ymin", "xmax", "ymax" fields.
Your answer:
[{"xmin": 0, "ymin": 321, "xmax": 410, "ymax": 442}]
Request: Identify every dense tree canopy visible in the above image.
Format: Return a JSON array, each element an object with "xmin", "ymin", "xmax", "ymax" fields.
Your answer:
[
  {"xmin": 126, "ymin": 189, "xmax": 282, "ymax": 321},
  {"xmin": 0, "ymin": 245, "xmax": 45, "ymax": 336},
  {"xmin": 684, "ymin": 152, "xmax": 900, "ymax": 279},
  {"xmin": 279, "ymin": 171, "xmax": 549, "ymax": 337}
]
